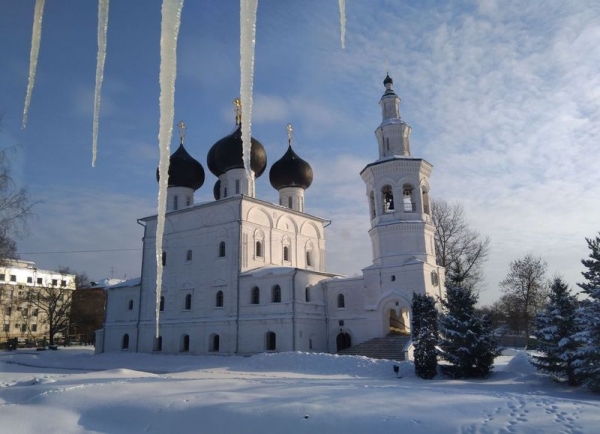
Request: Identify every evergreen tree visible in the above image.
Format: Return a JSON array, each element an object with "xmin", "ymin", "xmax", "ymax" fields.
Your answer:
[
  {"xmin": 574, "ymin": 234, "xmax": 600, "ymax": 392},
  {"xmin": 579, "ymin": 234, "xmax": 600, "ymax": 294},
  {"xmin": 411, "ymin": 292, "xmax": 438, "ymax": 379},
  {"xmin": 531, "ymin": 277, "xmax": 581, "ymax": 386},
  {"xmin": 438, "ymin": 286, "xmax": 501, "ymax": 378}
]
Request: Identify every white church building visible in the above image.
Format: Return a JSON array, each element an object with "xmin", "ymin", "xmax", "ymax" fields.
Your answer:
[{"xmin": 97, "ymin": 75, "xmax": 445, "ymax": 357}]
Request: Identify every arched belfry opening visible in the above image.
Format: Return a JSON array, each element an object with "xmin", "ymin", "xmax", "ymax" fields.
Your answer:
[
  {"xmin": 422, "ymin": 185, "xmax": 431, "ymax": 215},
  {"xmin": 382, "ymin": 185, "xmax": 394, "ymax": 213},
  {"xmin": 402, "ymin": 184, "xmax": 415, "ymax": 212}
]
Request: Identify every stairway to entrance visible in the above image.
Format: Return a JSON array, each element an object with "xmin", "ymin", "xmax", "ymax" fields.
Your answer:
[{"xmin": 337, "ymin": 333, "xmax": 411, "ymax": 361}]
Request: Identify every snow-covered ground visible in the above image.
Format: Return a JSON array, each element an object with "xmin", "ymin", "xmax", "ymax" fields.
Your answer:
[{"xmin": 0, "ymin": 348, "xmax": 598, "ymax": 433}]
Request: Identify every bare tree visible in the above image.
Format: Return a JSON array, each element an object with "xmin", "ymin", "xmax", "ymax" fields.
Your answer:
[
  {"xmin": 499, "ymin": 254, "xmax": 549, "ymax": 348},
  {"xmin": 58, "ymin": 266, "xmax": 90, "ymax": 289},
  {"xmin": 26, "ymin": 281, "xmax": 74, "ymax": 346},
  {"xmin": 432, "ymin": 199, "xmax": 490, "ymax": 292},
  {"xmin": 0, "ymin": 115, "xmax": 36, "ymax": 265},
  {"xmin": 0, "ymin": 286, "xmax": 16, "ymax": 341}
]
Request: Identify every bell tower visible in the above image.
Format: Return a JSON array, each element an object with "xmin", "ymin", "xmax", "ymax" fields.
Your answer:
[{"xmin": 360, "ymin": 74, "xmax": 443, "ymax": 298}]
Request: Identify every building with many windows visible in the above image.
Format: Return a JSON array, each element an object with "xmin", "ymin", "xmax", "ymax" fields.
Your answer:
[
  {"xmin": 98, "ymin": 76, "xmax": 445, "ymax": 356},
  {"xmin": 0, "ymin": 260, "xmax": 76, "ymax": 344}
]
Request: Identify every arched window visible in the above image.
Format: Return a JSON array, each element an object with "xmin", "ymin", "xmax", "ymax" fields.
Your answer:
[
  {"xmin": 184, "ymin": 294, "xmax": 192, "ymax": 310},
  {"xmin": 235, "ymin": 179, "xmax": 240, "ymax": 194},
  {"xmin": 256, "ymin": 241, "xmax": 263, "ymax": 258},
  {"xmin": 181, "ymin": 334, "xmax": 190, "ymax": 352},
  {"xmin": 162, "ymin": 251, "xmax": 167, "ymax": 266},
  {"xmin": 272, "ymin": 285, "xmax": 281, "ymax": 303},
  {"xmin": 128, "ymin": 300, "xmax": 133, "ymax": 310},
  {"xmin": 186, "ymin": 196, "xmax": 191, "ymax": 206},
  {"xmin": 154, "ymin": 336, "xmax": 162, "ymax": 352},
  {"xmin": 159, "ymin": 296, "xmax": 165, "ymax": 312},
  {"xmin": 403, "ymin": 184, "xmax": 415, "ymax": 212},
  {"xmin": 223, "ymin": 187, "xmax": 228, "ymax": 198},
  {"xmin": 305, "ymin": 286, "xmax": 311, "ymax": 302},
  {"xmin": 122, "ymin": 334, "xmax": 129, "ymax": 350},
  {"xmin": 337, "ymin": 293, "xmax": 345, "ymax": 308},
  {"xmin": 266, "ymin": 331, "xmax": 276, "ymax": 351},
  {"xmin": 210, "ymin": 334, "xmax": 220, "ymax": 352},
  {"xmin": 173, "ymin": 195, "xmax": 178, "ymax": 210},
  {"xmin": 283, "ymin": 246, "xmax": 289, "ymax": 261},
  {"xmin": 382, "ymin": 185, "xmax": 394, "ymax": 212},
  {"xmin": 288, "ymin": 196, "xmax": 293, "ymax": 209},
  {"xmin": 431, "ymin": 271, "xmax": 439, "ymax": 287},
  {"xmin": 219, "ymin": 241, "xmax": 226, "ymax": 257},
  {"xmin": 216, "ymin": 290, "xmax": 224, "ymax": 307},
  {"xmin": 186, "ymin": 249, "xmax": 193, "ymax": 261},
  {"xmin": 306, "ymin": 250, "xmax": 312, "ymax": 267},
  {"xmin": 251, "ymin": 287, "xmax": 260, "ymax": 304}
]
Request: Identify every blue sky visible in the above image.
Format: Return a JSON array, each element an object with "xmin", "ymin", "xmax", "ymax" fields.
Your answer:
[{"xmin": 1, "ymin": 1, "xmax": 599, "ymax": 305}]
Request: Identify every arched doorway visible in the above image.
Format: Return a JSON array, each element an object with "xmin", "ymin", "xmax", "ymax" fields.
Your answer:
[
  {"xmin": 336, "ymin": 332, "xmax": 352, "ymax": 351},
  {"xmin": 388, "ymin": 307, "xmax": 410, "ymax": 334}
]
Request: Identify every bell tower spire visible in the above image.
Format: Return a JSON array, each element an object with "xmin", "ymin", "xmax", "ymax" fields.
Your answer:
[
  {"xmin": 375, "ymin": 74, "xmax": 411, "ymax": 158},
  {"xmin": 360, "ymin": 73, "xmax": 444, "ymax": 299}
]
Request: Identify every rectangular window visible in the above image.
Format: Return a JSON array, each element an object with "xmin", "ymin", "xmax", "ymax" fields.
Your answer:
[
  {"xmin": 22, "ymin": 308, "xmax": 28, "ymax": 316},
  {"xmin": 0, "ymin": 274, "xmax": 5, "ymax": 281},
  {"xmin": 52, "ymin": 279, "xmax": 58, "ymax": 286},
  {"xmin": 61, "ymin": 280, "xmax": 66, "ymax": 287},
  {"xmin": 10, "ymin": 275, "xmax": 16, "ymax": 282},
  {"xmin": 3, "ymin": 324, "xmax": 9, "ymax": 332},
  {"xmin": 21, "ymin": 324, "xmax": 26, "ymax": 332},
  {"xmin": 33, "ymin": 309, "xmax": 38, "ymax": 317},
  {"xmin": 31, "ymin": 324, "xmax": 37, "ymax": 332},
  {"xmin": 37, "ymin": 277, "xmax": 42, "ymax": 285},
  {"xmin": 27, "ymin": 276, "xmax": 33, "ymax": 284}
]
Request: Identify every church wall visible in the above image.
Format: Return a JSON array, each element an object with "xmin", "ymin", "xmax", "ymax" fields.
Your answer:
[{"xmin": 136, "ymin": 319, "xmax": 237, "ymax": 354}]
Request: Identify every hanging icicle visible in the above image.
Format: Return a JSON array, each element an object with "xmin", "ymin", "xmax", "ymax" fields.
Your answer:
[
  {"xmin": 156, "ymin": 0, "xmax": 184, "ymax": 338},
  {"xmin": 92, "ymin": 0, "xmax": 110, "ymax": 168},
  {"xmin": 339, "ymin": 0, "xmax": 346, "ymax": 49},
  {"xmin": 240, "ymin": 0, "xmax": 258, "ymax": 175},
  {"xmin": 22, "ymin": 0, "xmax": 46, "ymax": 129}
]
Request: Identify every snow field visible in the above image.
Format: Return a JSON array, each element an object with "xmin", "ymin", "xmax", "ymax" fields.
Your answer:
[{"xmin": 0, "ymin": 348, "xmax": 598, "ymax": 434}]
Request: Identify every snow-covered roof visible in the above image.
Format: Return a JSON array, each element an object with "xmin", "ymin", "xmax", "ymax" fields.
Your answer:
[
  {"xmin": 105, "ymin": 277, "xmax": 141, "ymax": 289},
  {"xmin": 240, "ymin": 265, "xmax": 297, "ymax": 277}
]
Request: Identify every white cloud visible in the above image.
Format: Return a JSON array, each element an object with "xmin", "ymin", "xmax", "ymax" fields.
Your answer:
[{"xmin": 17, "ymin": 186, "xmax": 155, "ymax": 281}]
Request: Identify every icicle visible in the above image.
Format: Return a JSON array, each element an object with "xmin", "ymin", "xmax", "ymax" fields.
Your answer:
[
  {"xmin": 240, "ymin": 0, "xmax": 258, "ymax": 175},
  {"xmin": 92, "ymin": 0, "xmax": 110, "ymax": 168},
  {"xmin": 155, "ymin": 0, "xmax": 184, "ymax": 338},
  {"xmin": 339, "ymin": 0, "xmax": 346, "ymax": 49},
  {"xmin": 22, "ymin": 0, "xmax": 46, "ymax": 129}
]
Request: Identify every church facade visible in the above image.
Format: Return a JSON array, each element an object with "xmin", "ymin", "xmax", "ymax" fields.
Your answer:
[{"xmin": 97, "ymin": 75, "xmax": 445, "ymax": 356}]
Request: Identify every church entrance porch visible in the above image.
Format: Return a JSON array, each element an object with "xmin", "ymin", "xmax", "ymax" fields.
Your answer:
[{"xmin": 383, "ymin": 302, "xmax": 411, "ymax": 336}]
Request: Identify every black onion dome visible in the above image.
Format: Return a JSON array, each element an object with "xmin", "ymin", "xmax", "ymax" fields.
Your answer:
[
  {"xmin": 207, "ymin": 124, "xmax": 267, "ymax": 178},
  {"xmin": 383, "ymin": 74, "xmax": 393, "ymax": 85},
  {"xmin": 213, "ymin": 179, "xmax": 221, "ymax": 200},
  {"xmin": 156, "ymin": 143, "xmax": 205, "ymax": 191},
  {"xmin": 269, "ymin": 145, "xmax": 313, "ymax": 190}
]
